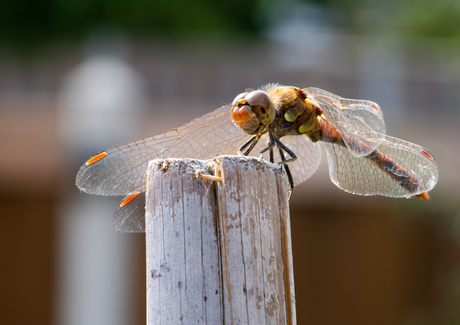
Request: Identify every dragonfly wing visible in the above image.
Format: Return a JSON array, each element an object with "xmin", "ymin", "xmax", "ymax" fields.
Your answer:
[
  {"xmin": 341, "ymin": 105, "xmax": 386, "ymax": 134},
  {"xmin": 324, "ymin": 133, "xmax": 438, "ymax": 198},
  {"xmin": 303, "ymin": 87, "xmax": 385, "ymax": 156},
  {"xmin": 113, "ymin": 190, "xmax": 146, "ymax": 233},
  {"xmin": 340, "ymin": 98, "xmax": 384, "ymax": 122},
  {"xmin": 277, "ymin": 135, "xmax": 321, "ymax": 186},
  {"xmin": 247, "ymin": 134, "xmax": 321, "ymax": 186},
  {"xmin": 76, "ymin": 104, "xmax": 252, "ymax": 196},
  {"xmin": 340, "ymin": 98, "xmax": 386, "ymax": 134}
]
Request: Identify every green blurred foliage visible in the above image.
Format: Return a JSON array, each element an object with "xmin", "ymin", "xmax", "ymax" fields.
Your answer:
[
  {"xmin": 394, "ymin": 0, "xmax": 460, "ymax": 39},
  {"xmin": 0, "ymin": 0, "xmax": 459, "ymax": 53},
  {"xmin": 296, "ymin": 0, "xmax": 460, "ymax": 39},
  {"xmin": 0, "ymin": 0, "xmax": 259, "ymax": 52}
]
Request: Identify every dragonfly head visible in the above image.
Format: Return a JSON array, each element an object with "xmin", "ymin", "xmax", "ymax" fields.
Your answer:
[{"xmin": 231, "ymin": 90, "xmax": 275, "ymax": 135}]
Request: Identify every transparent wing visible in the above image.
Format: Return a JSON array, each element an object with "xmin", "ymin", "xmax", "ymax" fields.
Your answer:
[
  {"xmin": 303, "ymin": 87, "xmax": 386, "ymax": 156},
  {"xmin": 341, "ymin": 105, "xmax": 386, "ymax": 134},
  {"xmin": 340, "ymin": 98, "xmax": 384, "ymax": 121},
  {"xmin": 324, "ymin": 133, "xmax": 438, "ymax": 198},
  {"xmin": 340, "ymin": 98, "xmax": 385, "ymax": 134},
  {"xmin": 281, "ymin": 135, "xmax": 322, "ymax": 185},
  {"xmin": 110, "ymin": 134, "xmax": 321, "ymax": 233},
  {"xmin": 243, "ymin": 132, "xmax": 321, "ymax": 186},
  {"xmin": 113, "ymin": 190, "xmax": 146, "ymax": 233},
  {"xmin": 266, "ymin": 135, "xmax": 321, "ymax": 186},
  {"xmin": 76, "ymin": 104, "xmax": 252, "ymax": 196}
]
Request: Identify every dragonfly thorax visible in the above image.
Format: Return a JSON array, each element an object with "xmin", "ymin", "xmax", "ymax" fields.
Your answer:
[{"xmin": 264, "ymin": 85, "xmax": 321, "ymax": 138}]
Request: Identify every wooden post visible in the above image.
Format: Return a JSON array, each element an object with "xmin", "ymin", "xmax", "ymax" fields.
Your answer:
[{"xmin": 145, "ymin": 156, "xmax": 296, "ymax": 325}]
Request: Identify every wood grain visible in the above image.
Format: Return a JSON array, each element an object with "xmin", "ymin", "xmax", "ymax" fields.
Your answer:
[{"xmin": 145, "ymin": 156, "xmax": 295, "ymax": 324}]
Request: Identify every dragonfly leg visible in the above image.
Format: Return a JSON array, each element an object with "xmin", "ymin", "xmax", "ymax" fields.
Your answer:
[
  {"xmin": 259, "ymin": 142, "xmax": 275, "ymax": 155},
  {"xmin": 255, "ymin": 133, "xmax": 276, "ymax": 162},
  {"xmin": 270, "ymin": 133, "xmax": 294, "ymax": 199},
  {"xmin": 242, "ymin": 132, "xmax": 295, "ymax": 199},
  {"xmin": 264, "ymin": 136, "xmax": 275, "ymax": 163},
  {"xmin": 271, "ymin": 134, "xmax": 297, "ymax": 164},
  {"xmin": 239, "ymin": 134, "xmax": 261, "ymax": 156},
  {"xmin": 276, "ymin": 141, "xmax": 294, "ymax": 200}
]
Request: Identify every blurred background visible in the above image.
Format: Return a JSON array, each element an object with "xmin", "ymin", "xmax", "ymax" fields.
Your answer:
[{"xmin": 1, "ymin": 0, "xmax": 459, "ymax": 324}]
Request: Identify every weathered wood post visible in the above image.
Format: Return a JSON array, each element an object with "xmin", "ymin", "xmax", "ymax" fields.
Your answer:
[{"xmin": 145, "ymin": 156, "xmax": 296, "ymax": 324}]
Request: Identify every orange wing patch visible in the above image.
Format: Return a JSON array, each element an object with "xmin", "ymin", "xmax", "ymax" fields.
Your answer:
[
  {"xmin": 421, "ymin": 149, "xmax": 435, "ymax": 162},
  {"xmin": 120, "ymin": 191, "xmax": 141, "ymax": 208},
  {"xmin": 85, "ymin": 152, "xmax": 108, "ymax": 166}
]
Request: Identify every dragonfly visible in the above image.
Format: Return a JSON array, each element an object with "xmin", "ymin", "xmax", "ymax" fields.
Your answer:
[{"xmin": 76, "ymin": 84, "xmax": 438, "ymax": 233}]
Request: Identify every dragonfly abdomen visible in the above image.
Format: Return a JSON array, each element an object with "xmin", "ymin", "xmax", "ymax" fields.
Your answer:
[
  {"xmin": 367, "ymin": 150, "xmax": 423, "ymax": 195},
  {"xmin": 318, "ymin": 119, "xmax": 427, "ymax": 197}
]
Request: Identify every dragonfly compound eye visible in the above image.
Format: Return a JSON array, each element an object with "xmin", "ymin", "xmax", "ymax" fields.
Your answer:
[
  {"xmin": 231, "ymin": 92, "xmax": 247, "ymax": 107},
  {"xmin": 245, "ymin": 90, "xmax": 275, "ymax": 126},
  {"xmin": 231, "ymin": 92, "xmax": 263, "ymax": 135}
]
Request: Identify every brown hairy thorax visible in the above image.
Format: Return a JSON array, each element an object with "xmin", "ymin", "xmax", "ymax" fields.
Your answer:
[{"xmin": 264, "ymin": 85, "xmax": 310, "ymax": 118}]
